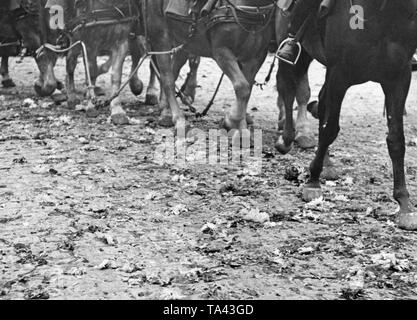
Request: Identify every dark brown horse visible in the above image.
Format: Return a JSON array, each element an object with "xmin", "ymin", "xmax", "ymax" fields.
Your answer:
[
  {"xmin": 144, "ymin": 0, "xmax": 277, "ymax": 131},
  {"xmin": 274, "ymin": 8, "xmax": 315, "ymax": 150},
  {"xmin": 276, "ymin": 0, "xmax": 417, "ymax": 230}
]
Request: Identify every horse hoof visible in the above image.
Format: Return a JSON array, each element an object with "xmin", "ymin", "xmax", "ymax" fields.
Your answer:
[
  {"xmin": 322, "ymin": 166, "xmax": 340, "ymax": 181},
  {"xmin": 68, "ymin": 98, "xmax": 80, "ymax": 110},
  {"xmin": 302, "ymin": 187, "xmax": 323, "ymax": 202},
  {"xmin": 111, "ymin": 112, "xmax": 130, "ymax": 125},
  {"xmin": 275, "ymin": 136, "xmax": 293, "ymax": 155},
  {"xmin": 86, "ymin": 107, "xmax": 100, "ymax": 118},
  {"xmin": 181, "ymin": 94, "xmax": 194, "ymax": 106},
  {"xmin": 219, "ymin": 117, "xmax": 246, "ymax": 131},
  {"xmin": 2, "ymin": 79, "xmax": 16, "ymax": 88},
  {"xmin": 295, "ymin": 135, "xmax": 316, "ymax": 150},
  {"xmin": 145, "ymin": 94, "xmax": 159, "ymax": 106},
  {"xmin": 158, "ymin": 114, "xmax": 174, "ymax": 127},
  {"xmin": 94, "ymin": 86, "xmax": 106, "ymax": 97},
  {"xmin": 182, "ymin": 87, "xmax": 196, "ymax": 103},
  {"xmin": 51, "ymin": 93, "xmax": 67, "ymax": 104},
  {"xmin": 397, "ymin": 212, "xmax": 417, "ymax": 231}
]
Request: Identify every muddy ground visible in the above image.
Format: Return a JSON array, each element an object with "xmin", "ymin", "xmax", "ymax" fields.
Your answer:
[{"xmin": 1, "ymin": 55, "xmax": 417, "ymax": 300}]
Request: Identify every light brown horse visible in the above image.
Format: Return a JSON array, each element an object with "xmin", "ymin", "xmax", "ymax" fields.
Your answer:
[
  {"xmin": 276, "ymin": 0, "xmax": 417, "ymax": 230},
  {"xmin": 144, "ymin": 0, "xmax": 277, "ymax": 131}
]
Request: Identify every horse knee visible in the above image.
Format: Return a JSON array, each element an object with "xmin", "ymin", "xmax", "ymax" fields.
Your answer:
[{"xmin": 234, "ymin": 80, "xmax": 251, "ymax": 101}]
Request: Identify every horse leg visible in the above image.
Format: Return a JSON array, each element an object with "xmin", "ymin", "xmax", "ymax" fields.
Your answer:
[
  {"xmin": 381, "ymin": 71, "xmax": 417, "ymax": 230},
  {"xmin": 1, "ymin": 56, "xmax": 16, "ymax": 88},
  {"xmin": 276, "ymin": 61, "xmax": 297, "ymax": 154},
  {"xmin": 295, "ymin": 72, "xmax": 315, "ymax": 149},
  {"xmin": 180, "ymin": 55, "xmax": 200, "ymax": 104},
  {"xmin": 145, "ymin": 57, "xmax": 159, "ymax": 105},
  {"xmin": 303, "ymin": 66, "xmax": 348, "ymax": 202},
  {"xmin": 66, "ymin": 47, "xmax": 81, "ymax": 109},
  {"xmin": 95, "ymin": 54, "xmax": 112, "ymax": 97},
  {"xmin": 97, "ymin": 55, "xmax": 112, "ymax": 76},
  {"xmin": 157, "ymin": 50, "xmax": 188, "ymax": 129},
  {"xmin": 213, "ymin": 48, "xmax": 251, "ymax": 131},
  {"xmin": 109, "ymin": 42, "xmax": 130, "ymax": 125},
  {"xmin": 277, "ymin": 94, "xmax": 285, "ymax": 130},
  {"xmin": 129, "ymin": 37, "xmax": 144, "ymax": 96},
  {"xmin": 86, "ymin": 47, "xmax": 99, "ymax": 101}
]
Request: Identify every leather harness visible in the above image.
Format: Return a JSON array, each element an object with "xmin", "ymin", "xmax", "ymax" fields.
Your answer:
[
  {"xmin": 165, "ymin": 0, "xmax": 277, "ymax": 34},
  {"xmin": 65, "ymin": 0, "xmax": 140, "ymax": 33}
]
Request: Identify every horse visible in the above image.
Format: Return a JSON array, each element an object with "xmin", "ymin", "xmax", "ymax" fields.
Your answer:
[
  {"xmin": 0, "ymin": 0, "xmax": 62, "ymax": 96},
  {"xmin": 50, "ymin": 0, "xmax": 142, "ymax": 124},
  {"xmin": 143, "ymin": 0, "xmax": 277, "ymax": 131},
  {"xmin": 275, "ymin": 0, "xmax": 417, "ymax": 230},
  {"xmin": 274, "ymin": 9, "xmax": 315, "ymax": 150}
]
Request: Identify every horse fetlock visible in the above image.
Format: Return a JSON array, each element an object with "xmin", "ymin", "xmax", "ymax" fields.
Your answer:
[
  {"xmin": 222, "ymin": 115, "xmax": 247, "ymax": 131},
  {"xmin": 158, "ymin": 109, "xmax": 175, "ymax": 127},
  {"xmin": 275, "ymin": 135, "xmax": 293, "ymax": 155},
  {"xmin": 145, "ymin": 91, "xmax": 159, "ymax": 105},
  {"xmin": 181, "ymin": 85, "xmax": 196, "ymax": 103}
]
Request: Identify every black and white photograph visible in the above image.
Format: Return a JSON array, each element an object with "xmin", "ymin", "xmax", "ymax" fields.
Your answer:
[{"xmin": 1, "ymin": 0, "xmax": 417, "ymax": 304}]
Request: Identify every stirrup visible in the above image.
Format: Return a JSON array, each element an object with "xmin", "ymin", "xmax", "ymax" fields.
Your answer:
[{"xmin": 276, "ymin": 38, "xmax": 302, "ymax": 66}]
